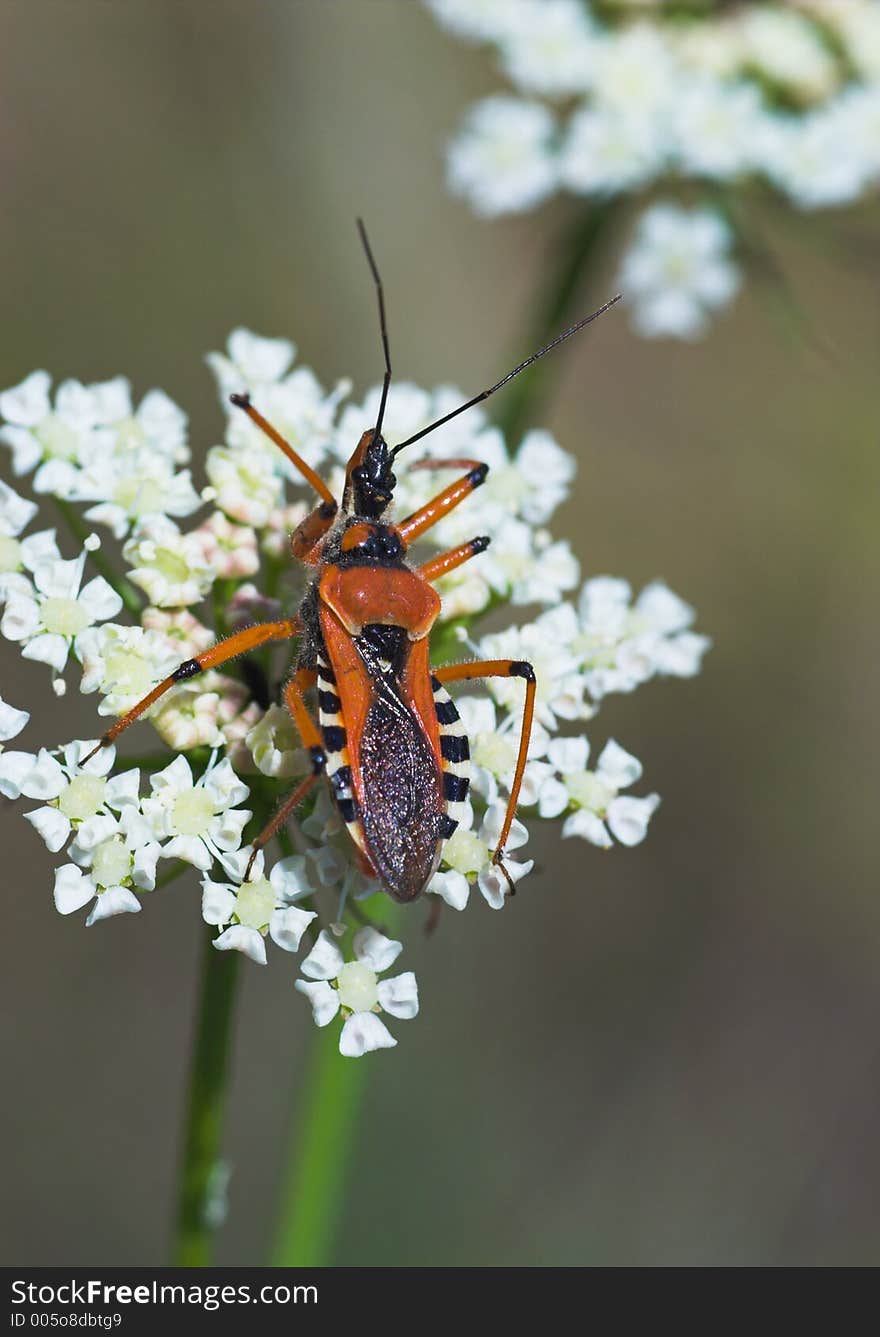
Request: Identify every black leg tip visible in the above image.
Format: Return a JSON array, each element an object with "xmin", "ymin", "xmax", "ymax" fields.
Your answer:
[
  {"xmin": 508, "ymin": 659, "xmax": 536, "ymax": 683},
  {"xmin": 470, "ymin": 535, "xmax": 491, "ymax": 554},
  {"xmin": 172, "ymin": 658, "xmax": 202, "ymax": 682},
  {"xmin": 230, "ymin": 391, "xmax": 252, "ymax": 409}
]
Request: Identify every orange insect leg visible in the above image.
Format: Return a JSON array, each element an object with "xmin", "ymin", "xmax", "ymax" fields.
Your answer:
[
  {"xmin": 82, "ymin": 618, "xmax": 300, "ymax": 763},
  {"xmin": 396, "ymin": 461, "xmax": 489, "ymax": 545},
  {"xmin": 418, "ymin": 536, "xmax": 490, "ymax": 584},
  {"xmin": 230, "ymin": 393, "xmax": 338, "ymax": 510},
  {"xmin": 244, "ymin": 772, "xmax": 320, "ymax": 881},
  {"xmin": 291, "ymin": 502, "xmax": 338, "ymax": 563},
  {"xmin": 282, "ymin": 669, "xmax": 324, "ymax": 758}
]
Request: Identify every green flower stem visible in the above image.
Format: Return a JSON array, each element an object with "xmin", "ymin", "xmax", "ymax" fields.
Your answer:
[
  {"xmin": 272, "ymin": 899, "xmax": 399, "ymax": 1267},
  {"xmin": 172, "ymin": 779, "xmax": 281, "ymax": 1267},
  {"xmin": 52, "ymin": 498, "xmax": 142, "ymax": 616},
  {"xmin": 173, "ymin": 926, "xmax": 241, "ymax": 1266},
  {"xmin": 270, "ymin": 1020, "xmax": 369, "ymax": 1267},
  {"xmin": 493, "ymin": 200, "xmax": 622, "ymax": 445}
]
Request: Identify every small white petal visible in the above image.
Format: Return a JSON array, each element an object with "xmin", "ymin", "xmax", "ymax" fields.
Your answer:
[
  {"xmin": 213, "ymin": 924, "xmax": 267, "ymax": 964},
  {"xmin": 163, "ymin": 833, "xmax": 212, "ymax": 869},
  {"xmin": 0, "ymin": 750, "xmax": 32, "ymax": 799},
  {"xmin": 562, "ymin": 808, "xmax": 612, "ymax": 847},
  {"xmin": 82, "ymin": 502, "xmax": 127, "ymax": 538},
  {"xmin": 426, "ymin": 868, "xmax": 470, "ymax": 911},
  {"xmin": 339, "ymin": 1012, "xmax": 397, "ymax": 1057},
  {"xmin": 606, "ymin": 793, "xmax": 660, "ymax": 847},
  {"xmin": 269, "ymin": 854, "xmax": 309, "ymax": 902},
  {"xmin": 1, "ymin": 594, "xmax": 40, "ymax": 641},
  {"xmin": 218, "ymin": 845, "xmax": 263, "ymax": 884},
  {"xmin": 0, "ymin": 369, "xmax": 51, "ymax": 426},
  {"xmin": 201, "ymin": 881, "xmax": 237, "ymax": 927},
  {"xmin": 653, "ymin": 631, "xmax": 711, "ymax": 677},
  {"xmin": 202, "ymin": 756, "xmax": 250, "ymax": 808},
  {"xmin": 300, "ymin": 929, "xmax": 345, "ymax": 981},
  {"xmin": 295, "ymin": 979, "xmax": 340, "ymax": 1027},
  {"xmin": 22, "ymin": 632, "xmax": 70, "ymax": 672},
  {"xmin": 377, "ymin": 971, "xmax": 419, "ymax": 1020},
  {"xmin": 596, "ymin": 739, "xmax": 643, "ymax": 790},
  {"xmin": 32, "ymin": 553, "xmax": 85, "ymax": 599},
  {"xmin": 352, "ymin": 926, "xmax": 403, "ymax": 973},
  {"xmin": 53, "ymin": 863, "xmax": 95, "ymax": 915},
  {"xmin": 66, "ymin": 738, "xmax": 116, "ymax": 775},
  {"xmin": 19, "ymin": 529, "xmax": 61, "ymax": 569},
  {"xmin": 454, "ymin": 695, "xmax": 497, "ymax": 736},
  {"xmin": 119, "ymin": 809, "xmax": 155, "ymax": 850},
  {"xmin": 0, "ymin": 479, "xmax": 38, "ymax": 535},
  {"xmin": 86, "ymin": 886, "xmax": 141, "ymax": 924},
  {"xmin": 23, "ymin": 805, "xmax": 71, "ymax": 853},
  {"xmin": 481, "ymin": 802, "xmax": 529, "ymax": 854},
  {"xmin": 537, "ymin": 776, "xmax": 570, "ymax": 820},
  {"xmin": 0, "ymin": 697, "xmax": 29, "ymax": 741},
  {"xmin": 476, "ymin": 861, "xmax": 532, "ymax": 914},
  {"xmin": 74, "ymin": 813, "xmax": 119, "ymax": 851},
  {"xmin": 150, "ymin": 752, "xmax": 194, "ymax": 793},
  {"xmin": 132, "ymin": 841, "xmax": 161, "ymax": 890},
  {"xmin": 77, "ymin": 575, "xmax": 123, "ymax": 623},
  {"xmin": 32, "ymin": 459, "xmax": 79, "ymax": 500},
  {"xmin": 269, "ymin": 905, "xmax": 317, "ymax": 953},
  {"xmin": 227, "ymin": 328, "xmax": 295, "ymax": 382},
  {"xmin": 210, "ymin": 806, "xmax": 251, "ymax": 851},
  {"xmin": 546, "ymin": 736, "xmax": 590, "ymax": 774},
  {"xmin": 18, "ymin": 749, "xmax": 66, "ymax": 799},
  {"xmin": 635, "ymin": 581, "xmax": 694, "ymax": 633},
  {"xmin": 104, "ymin": 769, "xmax": 140, "ymax": 808}
]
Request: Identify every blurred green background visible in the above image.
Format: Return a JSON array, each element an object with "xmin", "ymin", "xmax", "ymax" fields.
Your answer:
[{"xmin": 2, "ymin": 0, "xmax": 879, "ymax": 1266}]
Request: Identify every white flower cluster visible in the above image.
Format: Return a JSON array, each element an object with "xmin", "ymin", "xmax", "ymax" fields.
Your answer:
[
  {"xmin": 0, "ymin": 328, "xmax": 708, "ymax": 1054},
  {"xmin": 0, "ymin": 371, "xmax": 198, "ymax": 532},
  {"xmin": 427, "ymin": 0, "xmax": 880, "ymax": 337}
]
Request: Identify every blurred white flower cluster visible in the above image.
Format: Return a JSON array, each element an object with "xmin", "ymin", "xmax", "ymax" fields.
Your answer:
[
  {"xmin": 0, "ymin": 329, "xmax": 708, "ymax": 1053},
  {"xmin": 426, "ymin": 0, "xmax": 880, "ymax": 337}
]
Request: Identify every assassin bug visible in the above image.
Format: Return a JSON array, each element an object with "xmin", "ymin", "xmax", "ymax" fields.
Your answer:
[{"xmin": 84, "ymin": 225, "xmax": 619, "ymax": 903}]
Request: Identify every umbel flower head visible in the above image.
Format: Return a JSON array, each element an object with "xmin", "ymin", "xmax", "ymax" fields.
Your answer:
[
  {"xmin": 0, "ymin": 325, "xmax": 708, "ymax": 1056},
  {"xmin": 426, "ymin": 0, "xmax": 880, "ymax": 338}
]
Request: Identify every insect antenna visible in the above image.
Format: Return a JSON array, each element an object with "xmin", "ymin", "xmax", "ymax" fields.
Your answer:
[
  {"xmin": 389, "ymin": 293, "xmax": 622, "ymax": 458},
  {"xmin": 356, "ymin": 217, "xmax": 392, "ymax": 444}
]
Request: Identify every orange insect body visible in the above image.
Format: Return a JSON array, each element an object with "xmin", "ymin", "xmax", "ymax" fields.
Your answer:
[
  {"xmin": 82, "ymin": 226, "xmax": 617, "ymax": 907},
  {"xmin": 290, "ymin": 442, "xmax": 497, "ymax": 903}
]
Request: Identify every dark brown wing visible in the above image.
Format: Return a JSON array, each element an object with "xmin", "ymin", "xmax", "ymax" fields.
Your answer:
[{"xmin": 318, "ymin": 607, "xmax": 445, "ymax": 902}]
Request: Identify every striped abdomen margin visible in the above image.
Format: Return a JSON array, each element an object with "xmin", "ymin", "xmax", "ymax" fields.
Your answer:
[
  {"xmin": 431, "ymin": 674, "xmax": 471, "ymax": 841},
  {"xmin": 316, "ymin": 656, "xmax": 364, "ymax": 851}
]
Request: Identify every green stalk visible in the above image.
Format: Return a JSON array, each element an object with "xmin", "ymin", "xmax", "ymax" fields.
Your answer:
[
  {"xmin": 271, "ymin": 899, "xmax": 398, "ymax": 1266},
  {"xmin": 53, "ymin": 498, "xmax": 142, "ymax": 616},
  {"xmin": 271, "ymin": 1022, "xmax": 369, "ymax": 1267},
  {"xmin": 494, "ymin": 199, "xmax": 622, "ymax": 445},
  {"xmin": 173, "ymin": 928, "xmax": 241, "ymax": 1266}
]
